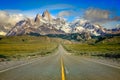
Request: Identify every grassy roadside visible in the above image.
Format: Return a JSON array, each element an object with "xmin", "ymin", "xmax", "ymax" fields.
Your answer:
[
  {"xmin": 0, "ymin": 36, "xmax": 58, "ymax": 61},
  {"xmin": 63, "ymin": 36, "xmax": 120, "ymax": 59}
]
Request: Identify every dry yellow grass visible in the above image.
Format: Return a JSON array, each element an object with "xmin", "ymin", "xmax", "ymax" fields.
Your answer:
[{"xmin": 0, "ymin": 36, "xmax": 58, "ymax": 59}]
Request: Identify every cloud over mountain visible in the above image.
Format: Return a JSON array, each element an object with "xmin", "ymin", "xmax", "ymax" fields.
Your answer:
[
  {"xmin": 84, "ymin": 8, "xmax": 110, "ymax": 23},
  {"xmin": 40, "ymin": 4, "xmax": 75, "ymax": 11},
  {"xmin": 84, "ymin": 8, "xmax": 120, "ymax": 24},
  {"xmin": 57, "ymin": 10, "xmax": 83, "ymax": 19},
  {"xmin": 57, "ymin": 11, "xmax": 73, "ymax": 17},
  {"xmin": 0, "ymin": 10, "xmax": 25, "ymax": 25}
]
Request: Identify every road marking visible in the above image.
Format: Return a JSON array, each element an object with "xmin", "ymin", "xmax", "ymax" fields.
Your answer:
[
  {"xmin": 65, "ymin": 67, "xmax": 69, "ymax": 74},
  {"xmin": 61, "ymin": 57, "xmax": 66, "ymax": 80},
  {"xmin": 0, "ymin": 59, "xmax": 39, "ymax": 73},
  {"xmin": 84, "ymin": 58, "xmax": 120, "ymax": 69}
]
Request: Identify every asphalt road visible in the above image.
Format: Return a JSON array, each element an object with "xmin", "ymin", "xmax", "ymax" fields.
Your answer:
[{"xmin": 0, "ymin": 45, "xmax": 120, "ymax": 80}]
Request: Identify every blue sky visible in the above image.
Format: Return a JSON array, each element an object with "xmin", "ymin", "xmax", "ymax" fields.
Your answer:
[{"xmin": 0, "ymin": 0, "xmax": 120, "ymax": 28}]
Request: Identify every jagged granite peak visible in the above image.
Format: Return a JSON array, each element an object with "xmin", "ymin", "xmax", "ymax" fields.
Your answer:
[
  {"xmin": 6, "ymin": 16, "xmax": 65, "ymax": 36},
  {"xmin": 70, "ymin": 19, "xmax": 106, "ymax": 36},
  {"xmin": 6, "ymin": 18, "xmax": 36, "ymax": 36},
  {"xmin": 5, "ymin": 10, "xmax": 120, "ymax": 37},
  {"xmin": 42, "ymin": 10, "xmax": 52, "ymax": 21},
  {"xmin": 34, "ymin": 14, "xmax": 41, "ymax": 24}
]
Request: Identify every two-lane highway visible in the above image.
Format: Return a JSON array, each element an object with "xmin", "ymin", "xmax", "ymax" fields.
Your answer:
[{"xmin": 0, "ymin": 45, "xmax": 120, "ymax": 80}]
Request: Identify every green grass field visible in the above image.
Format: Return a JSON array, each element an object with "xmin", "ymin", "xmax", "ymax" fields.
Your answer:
[
  {"xmin": 63, "ymin": 36, "xmax": 120, "ymax": 58},
  {"xmin": 0, "ymin": 36, "xmax": 58, "ymax": 61}
]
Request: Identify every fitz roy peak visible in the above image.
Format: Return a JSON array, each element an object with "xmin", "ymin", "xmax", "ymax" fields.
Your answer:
[
  {"xmin": 34, "ymin": 14, "xmax": 41, "ymax": 24},
  {"xmin": 7, "ymin": 10, "xmax": 65, "ymax": 36},
  {"xmin": 42, "ymin": 10, "xmax": 52, "ymax": 21},
  {"xmin": 5, "ymin": 10, "xmax": 120, "ymax": 36}
]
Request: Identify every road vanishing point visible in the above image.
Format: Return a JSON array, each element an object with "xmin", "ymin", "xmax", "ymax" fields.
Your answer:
[{"xmin": 0, "ymin": 45, "xmax": 120, "ymax": 80}]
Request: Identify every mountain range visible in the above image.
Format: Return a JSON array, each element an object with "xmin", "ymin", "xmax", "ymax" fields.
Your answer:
[{"xmin": 0, "ymin": 10, "xmax": 120, "ymax": 38}]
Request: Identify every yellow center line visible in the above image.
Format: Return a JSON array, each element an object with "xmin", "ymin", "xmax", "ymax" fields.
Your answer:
[{"xmin": 61, "ymin": 57, "xmax": 66, "ymax": 80}]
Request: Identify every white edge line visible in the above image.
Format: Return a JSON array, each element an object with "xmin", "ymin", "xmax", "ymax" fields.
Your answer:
[
  {"xmin": 0, "ymin": 46, "xmax": 59, "ymax": 73},
  {"xmin": 65, "ymin": 67, "xmax": 69, "ymax": 74},
  {"xmin": 0, "ymin": 59, "xmax": 38, "ymax": 73}
]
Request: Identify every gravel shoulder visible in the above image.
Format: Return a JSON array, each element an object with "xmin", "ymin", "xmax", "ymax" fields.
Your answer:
[{"xmin": 86, "ymin": 56, "xmax": 120, "ymax": 67}]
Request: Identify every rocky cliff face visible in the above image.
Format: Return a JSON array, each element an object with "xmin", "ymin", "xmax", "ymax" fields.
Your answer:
[
  {"xmin": 6, "ymin": 18, "xmax": 39, "ymax": 36},
  {"xmin": 42, "ymin": 10, "xmax": 52, "ymax": 21},
  {"xmin": 34, "ymin": 14, "xmax": 41, "ymax": 24}
]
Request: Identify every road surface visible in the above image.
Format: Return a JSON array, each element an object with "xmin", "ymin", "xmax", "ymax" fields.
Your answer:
[{"xmin": 0, "ymin": 45, "xmax": 120, "ymax": 80}]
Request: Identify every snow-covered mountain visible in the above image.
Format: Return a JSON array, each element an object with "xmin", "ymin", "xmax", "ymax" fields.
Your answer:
[
  {"xmin": 52, "ymin": 18, "xmax": 71, "ymax": 33},
  {"xmin": 6, "ymin": 11, "xmax": 65, "ymax": 36},
  {"xmin": 2, "ymin": 10, "xmax": 120, "ymax": 36},
  {"xmin": 70, "ymin": 19, "xmax": 106, "ymax": 36},
  {"xmin": 106, "ymin": 27, "xmax": 120, "ymax": 35},
  {"xmin": 0, "ymin": 23, "xmax": 14, "ymax": 36}
]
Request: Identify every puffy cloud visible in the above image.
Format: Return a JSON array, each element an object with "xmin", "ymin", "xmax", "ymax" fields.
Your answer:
[
  {"xmin": 40, "ymin": 4, "xmax": 75, "ymax": 11},
  {"xmin": 57, "ymin": 11, "xmax": 72, "ymax": 17},
  {"xmin": 0, "ymin": 11, "xmax": 9, "ymax": 23},
  {"xmin": 84, "ymin": 8, "xmax": 120, "ymax": 23},
  {"xmin": 84, "ymin": 8, "xmax": 110, "ymax": 23},
  {"xmin": 57, "ymin": 10, "xmax": 83, "ymax": 18},
  {"xmin": 0, "ymin": 10, "xmax": 25, "ymax": 25},
  {"xmin": 112, "ymin": 16, "xmax": 120, "ymax": 21},
  {"xmin": 0, "ymin": 31, "xmax": 6, "ymax": 35},
  {"xmin": 116, "ymin": 24, "xmax": 120, "ymax": 28}
]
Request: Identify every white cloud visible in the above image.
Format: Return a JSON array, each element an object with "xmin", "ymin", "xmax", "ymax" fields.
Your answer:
[
  {"xmin": 84, "ymin": 8, "xmax": 110, "ymax": 23},
  {"xmin": 116, "ymin": 24, "xmax": 120, "ymax": 28},
  {"xmin": 57, "ymin": 11, "xmax": 72, "ymax": 17},
  {"xmin": 57, "ymin": 9, "xmax": 84, "ymax": 18},
  {"xmin": 40, "ymin": 4, "xmax": 75, "ymax": 11},
  {"xmin": 0, "ymin": 31, "xmax": 6, "ymax": 35},
  {"xmin": 0, "ymin": 10, "xmax": 25, "ymax": 25},
  {"xmin": 84, "ymin": 8, "xmax": 120, "ymax": 24}
]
